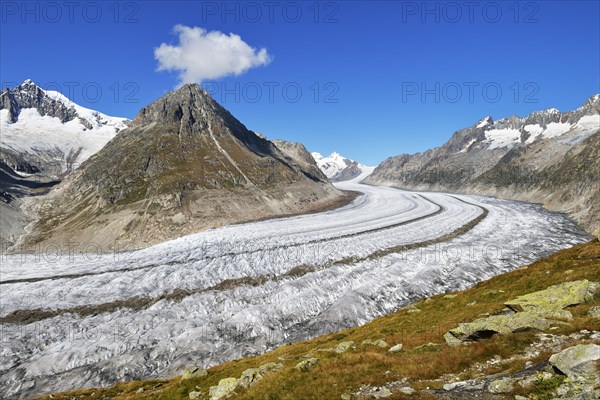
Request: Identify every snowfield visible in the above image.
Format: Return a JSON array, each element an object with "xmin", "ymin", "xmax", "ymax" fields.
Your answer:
[{"xmin": 0, "ymin": 172, "xmax": 589, "ymax": 398}]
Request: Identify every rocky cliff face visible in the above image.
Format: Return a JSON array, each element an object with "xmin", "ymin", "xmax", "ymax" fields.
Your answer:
[
  {"xmin": 16, "ymin": 84, "xmax": 346, "ymax": 251},
  {"xmin": 366, "ymin": 95, "xmax": 600, "ymax": 236},
  {"xmin": 0, "ymin": 80, "xmax": 129, "ymax": 176},
  {"xmin": 271, "ymin": 140, "xmax": 328, "ymax": 182}
]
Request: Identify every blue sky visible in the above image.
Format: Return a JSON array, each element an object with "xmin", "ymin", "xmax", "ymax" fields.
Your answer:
[{"xmin": 1, "ymin": 1, "xmax": 599, "ymax": 165}]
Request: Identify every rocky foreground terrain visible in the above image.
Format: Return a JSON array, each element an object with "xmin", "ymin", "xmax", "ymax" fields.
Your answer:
[
  {"xmin": 9, "ymin": 84, "xmax": 347, "ymax": 251},
  {"xmin": 34, "ymin": 240, "xmax": 600, "ymax": 400},
  {"xmin": 365, "ymin": 95, "xmax": 600, "ymax": 237}
]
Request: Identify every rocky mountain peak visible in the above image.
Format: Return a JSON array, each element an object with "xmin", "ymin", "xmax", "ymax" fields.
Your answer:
[
  {"xmin": 475, "ymin": 116, "xmax": 493, "ymax": 128},
  {"xmin": 575, "ymin": 94, "xmax": 600, "ymax": 115},
  {"xmin": 132, "ymin": 83, "xmax": 222, "ymax": 128},
  {"xmin": 524, "ymin": 108, "xmax": 562, "ymax": 126},
  {"xmin": 560, "ymin": 94, "xmax": 599, "ymax": 125},
  {"xmin": 1, "ymin": 79, "xmax": 77, "ymax": 123}
]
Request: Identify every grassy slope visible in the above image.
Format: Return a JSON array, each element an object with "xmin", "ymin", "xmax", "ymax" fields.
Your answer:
[{"xmin": 36, "ymin": 240, "xmax": 600, "ymax": 400}]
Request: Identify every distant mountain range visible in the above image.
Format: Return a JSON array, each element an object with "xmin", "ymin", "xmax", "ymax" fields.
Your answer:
[
  {"xmin": 311, "ymin": 151, "xmax": 373, "ymax": 181},
  {"xmin": 0, "ymin": 80, "xmax": 129, "ymax": 176},
  {"xmin": 365, "ymin": 95, "xmax": 600, "ymax": 236},
  {"xmin": 10, "ymin": 83, "xmax": 348, "ymax": 251},
  {"xmin": 2, "ymin": 80, "xmax": 598, "ymax": 248}
]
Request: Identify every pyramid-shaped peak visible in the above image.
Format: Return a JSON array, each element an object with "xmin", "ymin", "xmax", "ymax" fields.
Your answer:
[
  {"xmin": 17, "ymin": 79, "xmax": 43, "ymax": 91},
  {"xmin": 132, "ymin": 83, "xmax": 223, "ymax": 127},
  {"xmin": 475, "ymin": 116, "xmax": 493, "ymax": 128}
]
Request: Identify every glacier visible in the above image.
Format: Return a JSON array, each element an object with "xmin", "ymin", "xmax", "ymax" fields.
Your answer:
[{"xmin": 0, "ymin": 171, "xmax": 589, "ymax": 398}]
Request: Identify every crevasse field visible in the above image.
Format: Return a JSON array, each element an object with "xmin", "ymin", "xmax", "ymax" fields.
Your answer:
[{"xmin": 0, "ymin": 171, "xmax": 589, "ymax": 398}]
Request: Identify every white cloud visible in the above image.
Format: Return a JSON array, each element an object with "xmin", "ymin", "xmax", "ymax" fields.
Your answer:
[{"xmin": 154, "ymin": 25, "xmax": 271, "ymax": 84}]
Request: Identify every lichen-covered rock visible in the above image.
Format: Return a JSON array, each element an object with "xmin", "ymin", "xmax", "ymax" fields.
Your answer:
[
  {"xmin": 295, "ymin": 358, "xmax": 320, "ymax": 371},
  {"xmin": 182, "ymin": 365, "xmax": 208, "ymax": 380},
  {"xmin": 414, "ymin": 342, "xmax": 442, "ymax": 351},
  {"xmin": 362, "ymin": 339, "xmax": 389, "ymax": 348},
  {"xmin": 444, "ymin": 312, "xmax": 556, "ymax": 345},
  {"xmin": 549, "ymin": 344, "xmax": 600, "ymax": 376},
  {"xmin": 189, "ymin": 391, "xmax": 202, "ymax": 399},
  {"xmin": 371, "ymin": 387, "xmax": 392, "ymax": 398},
  {"xmin": 505, "ymin": 280, "xmax": 598, "ymax": 320},
  {"xmin": 258, "ymin": 362, "xmax": 283, "ymax": 373},
  {"xmin": 398, "ymin": 386, "xmax": 415, "ymax": 394},
  {"xmin": 239, "ymin": 368, "xmax": 263, "ymax": 388},
  {"xmin": 406, "ymin": 304, "xmax": 422, "ymax": 313},
  {"xmin": 488, "ymin": 378, "xmax": 513, "ymax": 393},
  {"xmin": 588, "ymin": 306, "xmax": 600, "ymax": 318},
  {"xmin": 209, "ymin": 377, "xmax": 239, "ymax": 400},
  {"xmin": 335, "ymin": 341, "xmax": 356, "ymax": 353},
  {"xmin": 388, "ymin": 343, "xmax": 403, "ymax": 353}
]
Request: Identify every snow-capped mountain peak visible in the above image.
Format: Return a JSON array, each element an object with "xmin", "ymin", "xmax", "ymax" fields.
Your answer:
[
  {"xmin": 476, "ymin": 116, "xmax": 493, "ymax": 128},
  {"xmin": 0, "ymin": 79, "xmax": 130, "ymax": 175},
  {"xmin": 311, "ymin": 151, "xmax": 374, "ymax": 181}
]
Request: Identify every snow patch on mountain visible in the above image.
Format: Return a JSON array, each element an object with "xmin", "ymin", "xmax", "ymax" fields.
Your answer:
[
  {"xmin": 476, "ymin": 101, "xmax": 599, "ymax": 150},
  {"xmin": 485, "ymin": 128, "xmax": 521, "ymax": 149}
]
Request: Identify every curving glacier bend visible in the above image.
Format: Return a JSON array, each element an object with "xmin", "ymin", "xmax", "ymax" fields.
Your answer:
[{"xmin": 0, "ymin": 172, "xmax": 589, "ymax": 399}]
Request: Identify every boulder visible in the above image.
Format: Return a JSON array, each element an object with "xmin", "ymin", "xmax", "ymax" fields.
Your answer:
[
  {"xmin": 239, "ymin": 368, "xmax": 262, "ymax": 388},
  {"xmin": 443, "ymin": 382, "xmax": 465, "ymax": 391},
  {"xmin": 588, "ymin": 306, "xmax": 600, "ymax": 318},
  {"xmin": 444, "ymin": 312, "xmax": 555, "ymax": 345},
  {"xmin": 505, "ymin": 280, "xmax": 598, "ymax": 320},
  {"xmin": 414, "ymin": 342, "xmax": 442, "ymax": 351},
  {"xmin": 182, "ymin": 365, "xmax": 208, "ymax": 380},
  {"xmin": 406, "ymin": 305, "xmax": 421, "ymax": 313},
  {"xmin": 443, "ymin": 380, "xmax": 484, "ymax": 391},
  {"xmin": 189, "ymin": 391, "xmax": 202, "ymax": 399},
  {"xmin": 209, "ymin": 377, "xmax": 239, "ymax": 400},
  {"xmin": 388, "ymin": 344, "xmax": 403, "ymax": 353},
  {"xmin": 335, "ymin": 341, "xmax": 356, "ymax": 353},
  {"xmin": 362, "ymin": 339, "xmax": 389, "ymax": 348},
  {"xmin": 488, "ymin": 378, "xmax": 513, "ymax": 393},
  {"xmin": 371, "ymin": 386, "xmax": 392, "ymax": 398},
  {"xmin": 549, "ymin": 344, "xmax": 600, "ymax": 376},
  {"xmin": 258, "ymin": 362, "xmax": 283, "ymax": 373},
  {"xmin": 398, "ymin": 386, "xmax": 415, "ymax": 394},
  {"xmin": 295, "ymin": 358, "xmax": 320, "ymax": 371}
]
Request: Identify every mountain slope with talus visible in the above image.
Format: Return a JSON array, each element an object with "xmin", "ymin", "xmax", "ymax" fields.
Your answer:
[
  {"xmin": 365, "ymin": 95, "xmax": 600, "ymax": 236},
  {"xmin": 15, "ymin": 84, "xmax": 348, "ymax": 251}
]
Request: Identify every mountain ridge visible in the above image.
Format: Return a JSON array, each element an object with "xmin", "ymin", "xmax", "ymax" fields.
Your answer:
[
  {"xmin": 365, "ymin": 94, "xmax": 600, "ymax": 236},
  {"xmin": 13, "ymin": 83, "xmax": 349, "ymax": 251}
]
